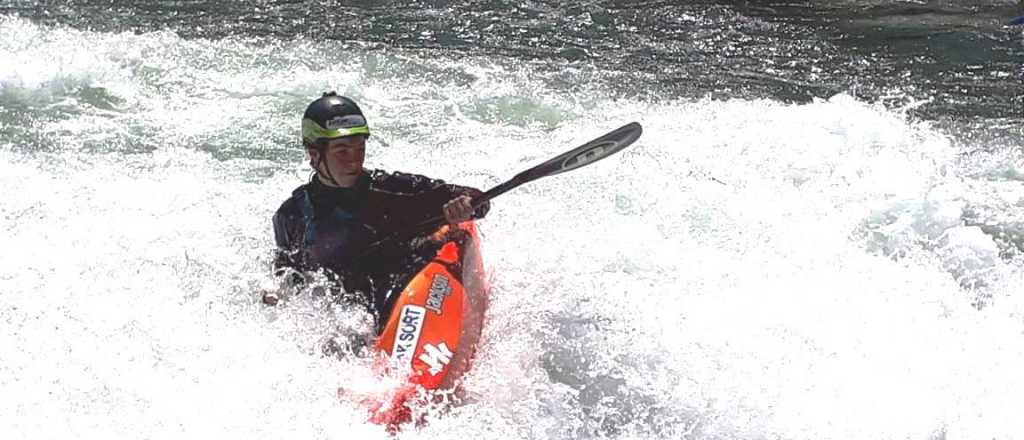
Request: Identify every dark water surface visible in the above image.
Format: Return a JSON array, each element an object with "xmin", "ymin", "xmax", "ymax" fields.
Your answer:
[{"xmin": 3, "ymin": 0, "xmax": 1022, "ymax": 121}]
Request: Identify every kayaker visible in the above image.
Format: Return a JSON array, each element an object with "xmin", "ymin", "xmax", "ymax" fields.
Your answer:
[{"xmin": 263, "ymin": 92, "xmax": 489, "ymax": 324}]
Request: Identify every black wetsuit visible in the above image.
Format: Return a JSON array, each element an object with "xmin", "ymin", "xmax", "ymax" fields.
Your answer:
[{"xmin": 272, "ymin": 169, "xmax": 489, "ymax": 323}]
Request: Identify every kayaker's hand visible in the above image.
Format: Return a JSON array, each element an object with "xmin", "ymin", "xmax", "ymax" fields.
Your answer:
[
  {"xmin": 260, "ymin": 289, "xmax": 281, "ymax": 306},
  {"xmin": 443, "ymin": 195, "xmax": 474, "ymax": 225}
]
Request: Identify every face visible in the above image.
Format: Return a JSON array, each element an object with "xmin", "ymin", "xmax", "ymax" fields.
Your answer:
[{"xmin": 310, "ymin": 135, "xmax": 366, "ymax": 186}]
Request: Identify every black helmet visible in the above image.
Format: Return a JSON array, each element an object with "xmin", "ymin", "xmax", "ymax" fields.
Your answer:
[{"xmin": 301, "ymin": 92, "xmax": 369, "ymax": 146}]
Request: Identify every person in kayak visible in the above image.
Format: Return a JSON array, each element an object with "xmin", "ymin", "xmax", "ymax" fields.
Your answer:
[{"xmin": 264, "ymin": 92, "xmax": 489, "ymax": 325}]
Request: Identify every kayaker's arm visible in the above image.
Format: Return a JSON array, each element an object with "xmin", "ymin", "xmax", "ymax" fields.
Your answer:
[
  {"xmin": 371, "ymin": 170, "xmax": 490, "ymax": 220},
  {"xmin": 264, "ymin": 208, "xmax": 308, "ymax": 305}
]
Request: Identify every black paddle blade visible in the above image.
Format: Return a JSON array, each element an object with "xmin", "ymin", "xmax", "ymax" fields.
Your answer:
[
  {"xmin": 479, "ymin": 122, "xmax": 643, "ymax": 202},
  {"xmin": 520, "ymin": 121, "xmax": 642, "ymax": 180}
]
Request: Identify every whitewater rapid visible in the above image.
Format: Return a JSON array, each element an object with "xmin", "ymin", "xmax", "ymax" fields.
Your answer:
[{"xmin": 2, "ymin": 16, "xmax": 1023, "ymax": 440}]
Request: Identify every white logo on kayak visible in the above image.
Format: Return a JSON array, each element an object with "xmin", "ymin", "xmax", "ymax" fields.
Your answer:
[
  {"xmin": 425, "ymin": 274, "xmax": 451, "ymax": 315},
  {"xmin": 418, "ymin": 342, "xmax": 453, "ymax": 376},
  {"xmin": 391, "ymin": 305, "xmax": 426, "ymax": 369}
]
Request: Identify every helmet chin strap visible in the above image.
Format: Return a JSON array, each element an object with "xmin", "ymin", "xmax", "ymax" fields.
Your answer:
[{"xmin": 311, "ymin": 146, "xmax": 341, "ymax": 186}]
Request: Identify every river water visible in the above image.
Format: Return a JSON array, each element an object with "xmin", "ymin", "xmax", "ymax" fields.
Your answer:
[{"xmin": 2, "ymin": 1, "xmax": 1023, "ymax": 439}]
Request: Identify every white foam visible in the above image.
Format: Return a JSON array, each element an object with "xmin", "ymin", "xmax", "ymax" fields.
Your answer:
[{"xmin": 2, "ymin": 16, "xmax": 1023, "ymax": 440}]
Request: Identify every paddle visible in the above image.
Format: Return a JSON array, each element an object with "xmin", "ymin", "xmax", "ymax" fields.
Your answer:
[{"xmin": 363, "ymin": 121, "xmax": 644, "ymax": 255}]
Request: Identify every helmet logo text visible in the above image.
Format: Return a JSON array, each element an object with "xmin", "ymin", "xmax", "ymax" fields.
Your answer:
[{"xmin": 325, "ymin": 115, "xmax": 367, "ymax": 130}]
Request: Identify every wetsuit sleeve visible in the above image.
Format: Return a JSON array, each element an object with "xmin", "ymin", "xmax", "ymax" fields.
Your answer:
[
  {"xmin": 375, "ymin": 170, "xmax": 490, "ymax": 219},
  {"xmin": 271, "ymin": 202, "xmax": 306, "ymax": 286}
]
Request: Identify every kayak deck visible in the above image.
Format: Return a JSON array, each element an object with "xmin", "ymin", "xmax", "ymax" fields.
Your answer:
[{"xmin": 363, "ymin": 222, "xmax": 489, "ymax": 426}]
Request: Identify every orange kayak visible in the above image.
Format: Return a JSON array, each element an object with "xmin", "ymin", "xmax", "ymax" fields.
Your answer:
[{"xmin": 361, "ymin": 222, "xmax": 489, "ymax": 427}]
